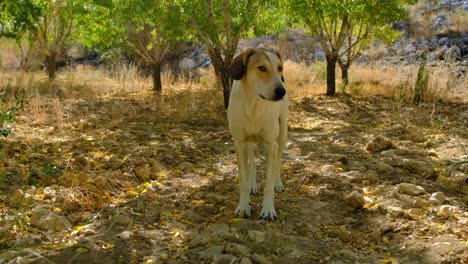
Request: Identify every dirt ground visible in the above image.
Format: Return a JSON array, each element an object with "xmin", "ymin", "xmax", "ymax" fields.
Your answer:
[{"xmin": 0, "ymin": 87, "xmax": 467, "ymax": 264}]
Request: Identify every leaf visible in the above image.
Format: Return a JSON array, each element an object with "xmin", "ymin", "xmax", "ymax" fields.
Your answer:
[
  {"xmin": 228, "ymin": 218, "xmax": 244, "ymax": 223},
  {"xmin": 379, "ymin": 258, "xmax": 399, "ymax": 264},
  {"xmin": 76, "ymin": 247, "xmax": 88, "ymax": 253}
]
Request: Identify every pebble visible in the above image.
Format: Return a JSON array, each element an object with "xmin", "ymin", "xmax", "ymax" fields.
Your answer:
[
  {"xmin": 405, "ymin": 125, "xmax": 425, "ymax": 142},
  {"xmin": 406, "ymin": 208, "xmax": 424, "ymax": 218},
  {"xmin": 413, "ymin": 198, "xmax": 430, "ymax": 208},
  {"xmin": 240, "ymin": 257, "xmax": 253, "ymax": 264},
  {"xmin": 344, "ymin": 191, "xmax": 366, "ymax": 209},
  {"xmin": 398, "ymin": 183, "xmax": 426, "ymax": 196},
  {"xmin": 30, "ymin": 206, "xmax": 71, "ymax": 232},
  {"xmin": 366, "ymin": 136, "xmax": 397, "ymax": 152},
  {"xmin": 199, "ymin": 246, "xmax": 224, "ymax": 261},
  {"xmin": 402, "ymin": 159, "xmax": 436, "ymax": 178},
  {"xmin": 438, "ymin": 205, "xmax": 457, "ymax": 215},
  {"xmin": 224, "ymin": 242, "xmax": 250, "ymax": 256},
  {"xmin": 116, "ymin": 231, "xmax": 134, "ymax": 240},
  {"xmin": 429, "ymin": 192, "xmax": 446, "ymax": 204},
  {"xmin": 365, "ymin": 170, "xmax": 379, "ymax": 182},
  {"xmin": 248, "ymin": 230, "xmax": 266, "ymax": 243},
  {"xmin": 387, "ymin": 206, "xmax": 404, "ymax": 216},
  {"xmin": 321, "ymin": 164, "xmax": 335, "ymax": 173}
]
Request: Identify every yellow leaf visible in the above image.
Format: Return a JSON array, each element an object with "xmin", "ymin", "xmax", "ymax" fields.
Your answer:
[
  {"xmin": 121, "ymin": 155, "xmax": 129, "ymax": 164},
  {"xmin": 86, "ymin": 137, "xmax": 94, "ymax": 141},
  {"xmin": 191, "ymin": 200, "xmax": 204, "ymax": 206},
  {"xmin": 161, "ymin": 211, "xmax": 173, "ymax": 217},
  {"xmin": 76, "ymin": 247, "xmax": 88, "ymax": 253},
  {"xmin": 379, "ymin": 258, "xmax": 399, "ymax": 264},
  {"xmin": 382, "ymin": 236, "xmax": 390, "ymax": 244},
  {"xmin": 228, "ymin": 218, "xmax": 244, "ymax": 224},
  {"xmin": 182, "ymin": 220, "xmax": 193, "ymax": 225},
  {"xmin": 173, "ymin": 213, "xmax": 183, "ymax": 220},
  {"xmin": 75, "ymin": 225, "xmax": 85, "ymax": 232}
]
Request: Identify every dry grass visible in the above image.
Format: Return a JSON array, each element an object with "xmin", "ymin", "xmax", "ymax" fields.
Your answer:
[{"xmin": 0, "ymin": 57, "xmax": 466, "ymax": 128}]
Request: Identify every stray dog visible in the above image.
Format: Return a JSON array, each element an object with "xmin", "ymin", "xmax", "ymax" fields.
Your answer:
[{"xmin": 227, "ymin": 48, "xmax": 288, "ymax": 220}]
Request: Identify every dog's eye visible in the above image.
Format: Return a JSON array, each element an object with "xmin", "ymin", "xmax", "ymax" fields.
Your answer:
[
  {"xmin": 278, "ymin": 66, "xmax": 283, "ymax": 72},
  {"xmin": 258, "ymin": 66, "xmax": 267, "ymax": 72}
]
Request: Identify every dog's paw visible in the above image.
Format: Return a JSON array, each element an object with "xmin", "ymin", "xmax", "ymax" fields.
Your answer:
[
  {"xmin": 259, "ymin": 206, "xmax": 278, "ymax": 221},
  {"xmin": 275, "ymin": 183, "xmax": 285, "ymax": 192},
  {"xmin": 234, "ymin": 205, "xmax": 251, "ymax": 218},
  {"xmin": 250, "ymin": 186, "xmax": 258, "ymax": 195}
]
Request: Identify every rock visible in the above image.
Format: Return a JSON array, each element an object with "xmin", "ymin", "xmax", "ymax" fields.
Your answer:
[
  {"xmin": 250, "ymin": 253, "xmax": 272, "ymax": 264},
  {"xmin": 248, "ymin": 230, "xmax": 266, "ymax": 243},
  {"xmin": 179, "ymin": 161, "xmax": 195, "ymax": 172},
  {"xmin": 387, "ymin": 206, "xmax": 404, "ymax": 216},
  {"xmin": 30, "ymin": 206, "xmax": 71, "ymax": 232},
  {"xmin": 365, "ymin": 170, "xmax": 379, "ymax": 182},
  {"xmin": 430, "ymin": 14, "xmax": 449, "ymax": 31},
  {"xmin": 371, "ymin": 160, "xmax": 393, "ymax": 173},
  {"xmin": 339, "ymin": 171, "xmax": 364, "ymax": 183},
  {"xmin": 224, "ymin": 242, "xmax": 250, "ymax": 256},
  {"xmin": 321, "ymin": 164, "xmax": 335, "ymax": 173},
  {"xmin": 404, "ymin": 125, "xmax": 425, "ymax": 142},
  {"xmin": 10, "ymin": 189, "xmax": 34, "ymax": 207},
  {"xmin": 444, "ymin": 46, "xmax": 461, "ymax": 63},
  {"xmin": 240, "ymin": 257, "xmax": 254, "ymax": 264},
  {"xmin": 413, "ymin": 198, "xmax": 430, "ymax": 208},
  {"xmin": 116, "ymin": 231, "xmax": 134, "ymax": 240},
  {"xmin": 366, "ymin": 136, "xmax": 397, "ymax": 152},
  {"xmin": 438, "ymin": 205, "xmax": 457, "ymax": 215},
  {"xmin": 214, "ymin": 254, "xmax": 237, "ymax": 264},
  {"xmin": 199, "ymin": 246, "xmax": 224, "ymax": 262},
  {"xmin": 397, "ymin": 183, "xmax": 426, "ymax": 196},
  {"xmin": 344, "ymin": 191, "xmax": 366, "ymax": 209},
  {"xmin": 429, "ymin": 192, "xmax": 446, "ymax": 205},
  {"xmin": 136, "ymin": 165, "xmax": 151, "ymax": 180},
  {"xmin": 402, "ymin": 159, "xmax": 436, "ymax": 178},
  {"xmin": 190, "ymin": 224, "xmax": 232, "ymax": 248},
  {"xmin": 406, "ymin": 208, "xmax": 424, "ymax": 219}
]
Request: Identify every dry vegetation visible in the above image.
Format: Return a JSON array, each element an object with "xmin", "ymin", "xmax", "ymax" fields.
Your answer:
[{"xmin": 0, "ymin": 60, "xmax": 467, "ymax": 263}]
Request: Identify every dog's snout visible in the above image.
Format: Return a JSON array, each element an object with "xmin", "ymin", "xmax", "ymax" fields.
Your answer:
[{"xmin": 274, "ymin": 86, "xmax": 286, "ymax": 100}]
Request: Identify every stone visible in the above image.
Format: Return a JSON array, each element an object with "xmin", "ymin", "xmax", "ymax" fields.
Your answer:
[
  {"xmin": 116, "ymin": 231, "xmax": 134, "ymax": 240},
  {"xmin": 136, "ymin": 165, "xmax": 151, "ymax": 180},
  {"xmin": 366, "ymin": 136, "xmax": 397, "ymax": 153},
  {"xmin": 444, "ymin": 46, "xmax": 461, "ymax": 63},
  {"xmin": 224, "ymin": 242, "xmax": 250, "ymax": 256},
  {"xmin": 248, "ymin": 230, "xmax": 266, "ymax": 243},
  {"xmin": 345, "ymin": 191, "xmax": 366, "ymax": 209},
  {"xmin": 199, "ymin": 246, "xmax": 224, "ymax": 262},
  {"xmin": 30, "ymin": 206, "xmax": 71, "ymax": 232},
  {"xmin": 404, "ymin": 125, "xmax": 425, "ymax": 142},
  {"xmin": 438, "ymin": 205, "xmax": 457, "ymax": 215},
  {"xmin": 321, "ymin": 164, "xmax": 335, "ymax": 173},
  {"xmin": 240, "ymin": 257, "xmax": 254, "ymax": 264},
  {"xmin": 178, "ymin": 162, "xmax": 194, "ymax": 172},
  {"xmin": 190, "ymin": 224, "xmax": 232, "ymax": 248},
  {"xmin": 214, "ymin": 254, "xmax": 236, "ymax": 264},
  {"xmin": 413, "ymin": 198, "xmax": 430, "ymax": 208},
  {"xmin": 365, "ymin": 170, "xmax": 379, "ymax": 182},
  {"xmin": 398, "ymin": 183, "xmax": 426, "ymax": 196},
  {"xmin": 403, "ymin": 159, "xmax": 436, "ymax": 178},
  {"xmin": 387, "ymin": 206, "xmax": 404, "ymax": 216},
  {"xmin": 406, "ymin": 208, "xmax": 424, "ymax": 218},
  {"xmin": 250, "ymin": 253, "xmax": 272, "ymax": 264},
  {"xmin": 372, "ymin": 161, "xmax": 393, "ymax": 173},
  {"xmin": 429, "ymin": 192, "xmax": 446, "ymax": 205}
]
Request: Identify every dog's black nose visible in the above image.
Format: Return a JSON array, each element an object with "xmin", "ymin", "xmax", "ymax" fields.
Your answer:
[{"xmin": 274, "ymin": 86, "xmax": 286, "ymax": 100}]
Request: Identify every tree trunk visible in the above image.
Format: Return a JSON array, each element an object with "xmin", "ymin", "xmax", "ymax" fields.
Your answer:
[
  {"xmin": 152, "ymin": 62, "xmax": 162, "ymax": 92},
  {"xmin": 338, "ymin": 60, "xmax": 349, "ymax": 93},
  {"xmin": 326, "ymin": 55, "xmax": 337, "ymax": 95},
  {"xmin": 46, "ymin": 54, "xmax": 57, "ymax": 79},
  {"xmin": 209, "ymin": 49, "xmax": 232, "ymax": 109}
]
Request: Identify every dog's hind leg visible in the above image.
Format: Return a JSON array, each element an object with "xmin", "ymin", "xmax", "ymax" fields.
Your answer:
[
  {"xmin": 259, "ymin": 142, "xmax": 278, "ymax": 220},
  {"xmin": 234, "ymin": 141, "xmax": 251, "ymax": 218},
  {"xmin": 247, "ymin": 143, "xmax": 257, "ymax": 194}
]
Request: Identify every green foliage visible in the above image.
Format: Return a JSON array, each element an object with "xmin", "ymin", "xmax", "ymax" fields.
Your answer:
[
  {"xmin": 0, "ymin": 0, "xmax": 41, "ymax": 39},
  {"xmin": 413, "ymin": 54, "xmax": 430, "ymax": 103}
]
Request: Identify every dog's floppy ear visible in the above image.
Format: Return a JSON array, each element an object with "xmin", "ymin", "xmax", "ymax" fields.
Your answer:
[{"xmin": 230, "ymin": 48, "xmax": 255, "ymax": 80}]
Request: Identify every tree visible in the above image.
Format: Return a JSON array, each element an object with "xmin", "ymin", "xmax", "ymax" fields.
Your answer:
[
  {"xmin": 180, "ymin": 1, "xmax": 283, "ymax": 108},
  {"xmin": 79, "ymin": 0, "xmax": 184, "ymax": 92},
  {"xmin": 286, "ymin": 0, "xmax": 416, "ymax": 95}
]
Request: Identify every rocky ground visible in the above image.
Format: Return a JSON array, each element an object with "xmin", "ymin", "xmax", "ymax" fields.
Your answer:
[{"xmin": 0, "ymin": 86, "xmax": 467, "ymax": 264}]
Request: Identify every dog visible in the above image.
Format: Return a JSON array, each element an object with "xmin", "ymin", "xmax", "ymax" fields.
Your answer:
[{"xmin": 227, "ymin": 48, "xmax": 288, "ymax": 220}]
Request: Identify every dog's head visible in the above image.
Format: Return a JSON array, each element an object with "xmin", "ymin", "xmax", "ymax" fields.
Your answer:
[{"xmin": 230, "ymin": 48, "xmax": 286, "ymax": 101}]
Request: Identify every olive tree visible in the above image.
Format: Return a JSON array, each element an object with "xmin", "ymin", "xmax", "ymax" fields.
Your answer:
[{"xmin": 285, "ymin": 0, "xmax": 416, "ymax": 95}]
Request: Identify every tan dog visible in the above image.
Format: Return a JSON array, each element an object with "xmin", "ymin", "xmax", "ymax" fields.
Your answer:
[{"xmin": 227, "ymin": 48, "xmax": 288, "ymax": 220}]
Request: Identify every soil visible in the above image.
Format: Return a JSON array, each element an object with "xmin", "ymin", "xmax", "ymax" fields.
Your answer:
[{"xmin": 0, "ymin": 89, "xmax": 467, "ymax": 264}]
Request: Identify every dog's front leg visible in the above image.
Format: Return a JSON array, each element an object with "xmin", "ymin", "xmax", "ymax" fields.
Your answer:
[
  {"xmin": 234, "ymin": 141, "xmax": 251, "ymax": 218},
  {"xmin": 247, "ymin": 143, "xmax": 257, "ymax": 194},
  {"xmin": 259, "ymin": 142, "xmax": 278, "ymax": 220}
]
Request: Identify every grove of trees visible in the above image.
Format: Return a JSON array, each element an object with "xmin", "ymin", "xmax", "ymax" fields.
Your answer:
[{"xmin": 0, "ymin": 0, "xmax": 417, "ymax": 104}]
